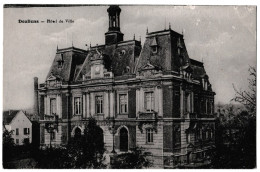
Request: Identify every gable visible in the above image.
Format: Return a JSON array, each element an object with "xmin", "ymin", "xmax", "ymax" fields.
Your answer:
[{"xmin": 11, "ymin": 111, "xmax": 32, "ymax": 127}]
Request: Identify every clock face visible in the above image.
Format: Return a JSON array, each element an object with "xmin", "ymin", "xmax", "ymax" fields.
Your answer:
[{"xmin": 95, "ymin": 66, "xmax": 100, "ymax": 72}]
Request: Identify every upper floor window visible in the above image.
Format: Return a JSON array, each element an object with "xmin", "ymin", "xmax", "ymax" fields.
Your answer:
[
  {"xmin": 119, "ymin": 94, "xmax": 128, "ymax": 114},
  {"xmin": 74, "ymin": 97, "xmax": 81, "ymax": 115},
  {"xmin": 16, "ymin": 128, "xmax": 19, "ymax": 135},
  {"xmin": 96, "ymin": 96, "xmax": 103, "ymax": 114},
  {"xmin": 24, "ymin": 128, "xmax": 30, "ymax": 135},
  {"xmin": 50, "ymin": 98, "xmax": 56, "ymax": 115},
  {"xmin": 145, "ymin": 92, "xmax": 154, "ymax": 112},
  {"xmin": 146, "ymin": 128, "xmax": 154, "ymax": 143}
]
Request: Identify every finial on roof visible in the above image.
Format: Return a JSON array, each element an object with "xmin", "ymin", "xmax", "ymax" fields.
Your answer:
[
  {"xmin": 133, "ymin": 34, "xmax": 135, "ymax": 40},
  {"xmin": 169, "ymin": 22, "xmax": 171, "ymax": 30},
  {"xmin": 146, "ymin": 27, "xmax": 149, "ymax": 34},
  {"xmin": 56, "ymin": 45, "xmax": 59, "ymax": 51},
  {"xmin": 90, "ymin": 42, "xmax": 91, "ymax": 48},
  {"xmin": 139, "ymin": 36, "xmax": 141, "ymax": 42},
  {"xmin": 182, "ymin": 29, "xmax": 184, "ymax": 36},
  {"xmin": 72, "ymin": 34, "xmax": 74, "ymax": 47}
]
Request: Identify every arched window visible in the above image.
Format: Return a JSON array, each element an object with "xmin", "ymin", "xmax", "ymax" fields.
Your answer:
[{"xmin": 96, "ymin": 127, "xmax": 104, "ymax": 144}]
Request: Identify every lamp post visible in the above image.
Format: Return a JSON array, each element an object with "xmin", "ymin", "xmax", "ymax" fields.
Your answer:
[{"xmin": 45, "ymin": 114, "xmax": 59, "ymax": 148}]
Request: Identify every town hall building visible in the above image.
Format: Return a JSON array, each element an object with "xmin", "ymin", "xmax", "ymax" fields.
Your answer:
[{"xmin": 35, "ymin": 5, "xmax": 215, "ymax": 168}]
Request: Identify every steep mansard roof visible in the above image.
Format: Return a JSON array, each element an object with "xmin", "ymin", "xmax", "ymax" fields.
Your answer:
[
  {"xmin": 190, "ymin": 59, "xmax": 207, "ymax": 79},
  {"xmin": 136, "ymin": 29, "xmax": 190, "ymax": 73},
  {"xmin": 45, "ymin": 29, "xmax": 209, "ymax": 83},
  {"xmin": 75, "ymin": 40, "xmax": 141, "ymax": 81},
  {"xmin": 46, "ymin": 47, "xmax": 88, "ymax": 82},
  {"xmin": 136, "ymin": 29, "xmax": 208, "ymax": 81}
]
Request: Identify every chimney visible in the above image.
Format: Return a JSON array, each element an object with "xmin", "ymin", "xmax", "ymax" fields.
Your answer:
[{"xmin": 33, "ymin": 77, "xmax": 39, "ymax": 115}]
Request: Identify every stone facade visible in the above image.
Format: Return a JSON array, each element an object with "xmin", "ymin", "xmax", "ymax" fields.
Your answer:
[{"xmin": 36, "ymin": 5, "xmax": 215, "ymax": 168}]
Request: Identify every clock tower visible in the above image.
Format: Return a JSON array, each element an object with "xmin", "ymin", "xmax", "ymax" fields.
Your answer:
[
  {"xmin": 105, "ymin": 5, "xmax": 124, "ymax": 45},
  {"xmin": 90, "ymin": 49, "xmax": 105, "ymax": 79}
]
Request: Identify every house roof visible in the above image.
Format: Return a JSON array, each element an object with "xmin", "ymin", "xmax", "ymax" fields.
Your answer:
[{"xmin": 3, "ymin": 110, "xmax": 20, "ymax": 124}]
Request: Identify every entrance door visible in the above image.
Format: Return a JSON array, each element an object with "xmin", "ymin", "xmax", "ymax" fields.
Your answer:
[
  {"xmin": 120, "ymin": 128, "xmax": 128, "ymax": 152},
  {"xmin": 187, "ymin": 152, "xmax": 191, "ymax": 164},
  {"xmin": 74, "ymin": 127, "xmax": 82, "ymax": 139}
]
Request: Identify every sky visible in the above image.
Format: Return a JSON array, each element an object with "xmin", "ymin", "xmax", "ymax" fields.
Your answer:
[{"xmin": 3, "ymin": 5, "xmax": 256, "ymax": 110}]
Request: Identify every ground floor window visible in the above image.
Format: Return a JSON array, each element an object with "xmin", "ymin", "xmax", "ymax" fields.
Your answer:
[
  {"xmin": 146, "ymin": 128, "xmax": 154, "ymax": 143},
  {"xmin": 23, "ymin": 138, "xmax": 29, "ymax": 144}
]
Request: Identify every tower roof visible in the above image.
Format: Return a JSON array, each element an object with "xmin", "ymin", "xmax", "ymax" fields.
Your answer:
[{"xmin": 107, "ymin": 5, "xmax": 121, "ymax": 14}]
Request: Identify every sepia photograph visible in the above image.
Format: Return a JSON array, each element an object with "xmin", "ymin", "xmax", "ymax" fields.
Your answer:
[{"xmin": 3, "ymin": 4, "xmax": 256, "ymax": 169}]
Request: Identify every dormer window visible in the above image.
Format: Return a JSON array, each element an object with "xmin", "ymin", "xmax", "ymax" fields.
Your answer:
[
  {"xmin": 119, "ymin": 50, "xmax": 126, "ymax": 56},
  {"xmin": 150, "ymin": 37, "xmax": 158, "ymax": 54},
  {"xmin": 57, "ymin": 54, "xmax": 64, "ymax": 68},
  {"xmin": 152, "ymin": 46, "xmax": 157, "ymax": 53},
  {"xmin": 178, "ymin": 48, "xmax": 181, "ymax": 55}
]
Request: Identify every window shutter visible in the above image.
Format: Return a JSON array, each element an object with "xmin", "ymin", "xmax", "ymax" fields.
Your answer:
[
  {"xmin": 62, "ymin": 94, "xmax": 68, "ymax": 119},
  {"xmin": 40, "ymin": 126, "xmax": 45, "ymax": 144},
  {"xmin": 128, "ymin": 89, "xmax": 136, "ymax": 118},
  {"xmin": 61, "ymin": 125, "xmax": 68, "ymax": 144}
]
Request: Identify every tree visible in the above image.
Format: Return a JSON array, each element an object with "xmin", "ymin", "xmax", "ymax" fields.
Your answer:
[
  {"xmin": 232, "ymin": 66, "xmax": 256, "ymax": 115},
  {"xmin": 33, "ymin": 117, "xmax": 107, "ymax": 169},
  {"xmin": 232, "ymin": 66, "xmax": 256, "ymax": 168},
  {"xmin": 3, "ymin": 129, "xmax": 15, "ymax": 167},
  {"xmin": 64, "ymin": 117, "xmax": 106, "ymax": 168},
  {"xmin": 212, "ymin": 66, "xmax": 256, "ymax": 168},
  {"xmin": 111, "ymin": 147, "xmax": 153, "ymax": 169}
]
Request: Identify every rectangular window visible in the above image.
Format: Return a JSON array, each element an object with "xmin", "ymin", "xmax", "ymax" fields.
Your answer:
[
  {"xmin": 24, "ymin": 138, "xmax": 30, "ymax": 144},
  {"xmin": 146, "ymin": 129, "xmax": 154, "ymax": 143},
  {"xmin": 16, "ymin": 128, "xmax": 19, "ymax": 135},
  {"xmin": 145, "ymin": 92, "xmax": 154, "ymax": 112},
  {"xmin": 50, "ymin": 132, "xmax": 56, "ymax": 141},
  {"xmin": 16, "ymin": 139, "xmax": 19, "ymax": 144},
  {"xmin": 74, "ymin": 97, "xmax": 81, "ymax": 115},
  {"xmin": 96, "ymin": 96, "xmax": 103, "ymax": 114},
  {"xmin": 50, "ymin": 98, "xmax": 56, "ymax": 115},
  {"xmin": 24, "ymin": 128, "xmax": 30, "ymax": 135},
  {"xmin": 119, "ymin": 94, "xmax": 128, "ymax": 114}
]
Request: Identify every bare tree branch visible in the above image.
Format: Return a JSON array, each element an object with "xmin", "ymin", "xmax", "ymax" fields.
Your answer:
[{"xmin": 232, "ymin": 66, "xmax": 256, "ymax": 115}]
